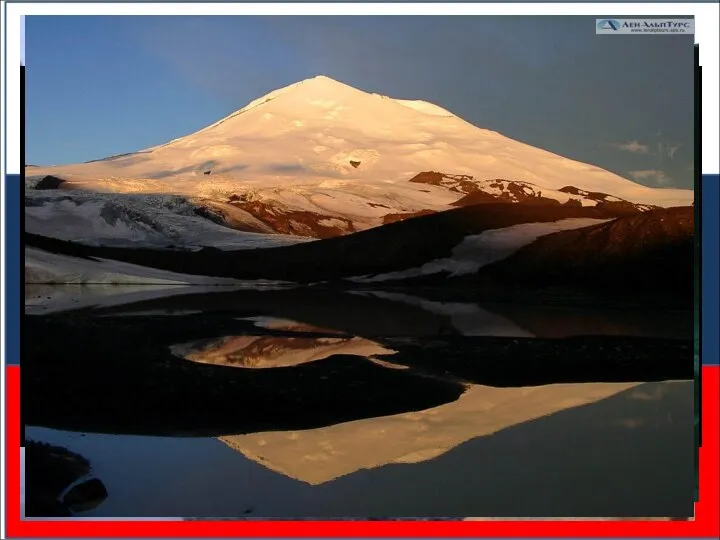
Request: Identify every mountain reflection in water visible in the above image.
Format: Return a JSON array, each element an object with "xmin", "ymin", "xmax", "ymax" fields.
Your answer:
[
  {"xmin": 219, "ymin": 381, "xmax": 643, "ymax": 485},
  {"xmin": 24, "ymin": 286, "xmax": 694, "ymax": 518},
  {"xmin": 172, "ymin": 334, "xmax": 395, "ymax": 369},
  {"xmin": 24, "ymin": 380, "xmax": 694, "ymax": 518}
]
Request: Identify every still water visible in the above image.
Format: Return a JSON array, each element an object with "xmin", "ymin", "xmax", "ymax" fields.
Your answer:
[{"xmin": 23, "ymin": 285, "xmax": 695, "ymax": 519}]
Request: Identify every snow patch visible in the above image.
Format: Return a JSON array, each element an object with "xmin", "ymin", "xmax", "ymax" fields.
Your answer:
[
  {"xmin": 353, "ymin": 218, "xmax": 610, "ymax": 282},
  {"xmin": 25, "ymin": 191, "xmax": 311, "ymax": 250},
  {"xmin": 317, "ymin": 218, "xmax": 348, "ymax": 228},
  {"xmin": 24, "ymin": 247, "xmax": 242, "ymax": 286}
]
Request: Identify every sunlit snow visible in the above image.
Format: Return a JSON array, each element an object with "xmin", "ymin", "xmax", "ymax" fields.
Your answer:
[{"xmin": 26, "ymin": 76, "xmax": 692, "ymax": 220}]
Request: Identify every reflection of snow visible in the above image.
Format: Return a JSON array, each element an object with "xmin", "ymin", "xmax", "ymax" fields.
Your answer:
[
  {"xmin": 220, "ymin": 381, "xmax": 642, "ymax": 485},
  {"xmin": 171, "ymin": 335, "xmax": 396, "ymax": 369},
  {"xmin": 23, "ymin": 380, "xmax": 691, "ymax": 518},
  {"xmin": 25, "ymin": 248, "xmax": 239, "ymax": 287},
  {"xmin": 25, "ymin": 283, "xmax": 222, "ymax": 315},
  {"xmin": 352, "ymin": 218, "xmax": 610, "ymax": 282},
  {"xmin": 25, "ymin": 248, "xmax": 295, "ymax": 297},
  {"xmin": 238, "ymin": 316, "xmax": 345, "ymax": 334},
  {"xmin": 356, "ymin": 290, "xmax": 534, "ymax": 337}
]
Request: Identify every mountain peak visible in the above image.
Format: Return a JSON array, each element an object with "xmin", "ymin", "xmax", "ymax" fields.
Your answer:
[
  {"xmin": 28, "ymin": 74, "xmax": 694, "ymax": 209},
  {"xmin": 288, "ymin": 74, "xmax": 363, "ymax": 93},
  {"xmin": 228, "ymin": 75, "xmax": 362, "ymax": 115},
  {"xmin": 306, "ymin": 74, "xmax": 344, "ymax": 84}
]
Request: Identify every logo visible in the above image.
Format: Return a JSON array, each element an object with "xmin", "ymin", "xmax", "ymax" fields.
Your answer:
[
  {"xmin": 596, "ymin": 18, "xmax": 694, "ymax": 35},
  {"xmin": 597, "ymin": 19, "xmax": 621, "ymax": 31}
]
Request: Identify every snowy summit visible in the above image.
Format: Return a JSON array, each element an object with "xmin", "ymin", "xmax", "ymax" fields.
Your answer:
[
  {"xmin": 24, "ymin": 76, "xmax": 695, "ymax": 288},
  {"xmin": 27, "ymin": 75, "xmax": 692, "ymax": 213}
]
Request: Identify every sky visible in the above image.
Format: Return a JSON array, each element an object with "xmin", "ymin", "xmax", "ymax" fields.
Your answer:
[{"xmin": 25, "ymin": 16, "xmax": 695, "ymax": 189}]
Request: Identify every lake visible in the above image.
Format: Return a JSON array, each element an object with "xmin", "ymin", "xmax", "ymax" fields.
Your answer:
[{"xmin": 22, "ymin": 285, "xmax": 695, "ymax": 519}]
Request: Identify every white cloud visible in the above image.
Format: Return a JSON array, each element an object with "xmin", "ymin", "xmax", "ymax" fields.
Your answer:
[
  {"xmin": 628, "ymin": 169, "xmax": 673, "ymax": 186},
  {"xmin": 610, "ymin": 140, "xmax": 650, "ymax": 154},
  {"xmin": 665, "ymin": 143, "xmax": 682, "ymax": 160}
]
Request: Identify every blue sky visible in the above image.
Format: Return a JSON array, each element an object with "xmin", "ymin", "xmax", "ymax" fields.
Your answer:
[{"xmin": 25, "ymin": 16, "xmax": 695, "ymax": 189}]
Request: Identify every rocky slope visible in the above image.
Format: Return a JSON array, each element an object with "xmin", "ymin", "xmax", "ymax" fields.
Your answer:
[{"xmin": 23, "ymin": 203, "xmax": 623, "ymax": 283}]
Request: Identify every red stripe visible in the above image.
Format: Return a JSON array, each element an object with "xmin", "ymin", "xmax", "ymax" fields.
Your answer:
[{"xmin": 6, "ymin": 366, "xmax": 719, "ymax": 537}]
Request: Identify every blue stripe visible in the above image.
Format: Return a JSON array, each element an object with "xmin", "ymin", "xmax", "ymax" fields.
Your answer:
[
  {"xmin": 701, "ymin": 174, "xmax": 719, "ymax": 365},
  {"xmin": 5, "ymin": 174, "xmax": 21, "ymax": 365}
]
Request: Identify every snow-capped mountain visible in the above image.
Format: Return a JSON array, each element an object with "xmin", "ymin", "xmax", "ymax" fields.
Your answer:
[{"xmin": 26, "ymin": 75, "xmax": 692, "ymax": 240}]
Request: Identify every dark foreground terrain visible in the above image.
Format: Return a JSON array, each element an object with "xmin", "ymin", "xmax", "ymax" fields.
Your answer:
[{"xmin": 23, "ymin": 440, "xmax": 108, "ymax": 517}]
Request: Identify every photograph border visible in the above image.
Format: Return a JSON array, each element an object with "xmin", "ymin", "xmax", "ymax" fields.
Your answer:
[{"xmin": 4, "ymin": 2, "xmax": 719, "ymax": 536}]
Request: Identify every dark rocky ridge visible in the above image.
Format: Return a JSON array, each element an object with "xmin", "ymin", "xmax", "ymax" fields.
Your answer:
[
  {"xmin": 23, "ymin": 441, "xmax": 108, "ymax": 517},
  {"xmin": 25, "ymin": 170, "xmax": 658, "ymax": 238},
  {"xmin": 409, "ymin": 171, "xmax": 656, "ymax": 218},
  {"xmin": 227, "ymin": 198, "xmax": 356, "ymax": 238},
  {"xmin": 364, "ymin": 206, "xmax": 694, "ymax": 306},
  {"xmin": 25, "ymin": 202, "xmax": 693, "ymax": 306},
  {"xmin": 32, "ymin": 175, "xmax": 66, "ymax": 190},
  {"xmin": 382, "ymin": 208, "xmax": 437, "ymax": 225},
  {"xmin": 24, "ymin": 203, "xmax": 630, "ymax": 284},
  {"xmin": 472, "ymin": 206, "xmax": 694, "ymax": 298}
]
